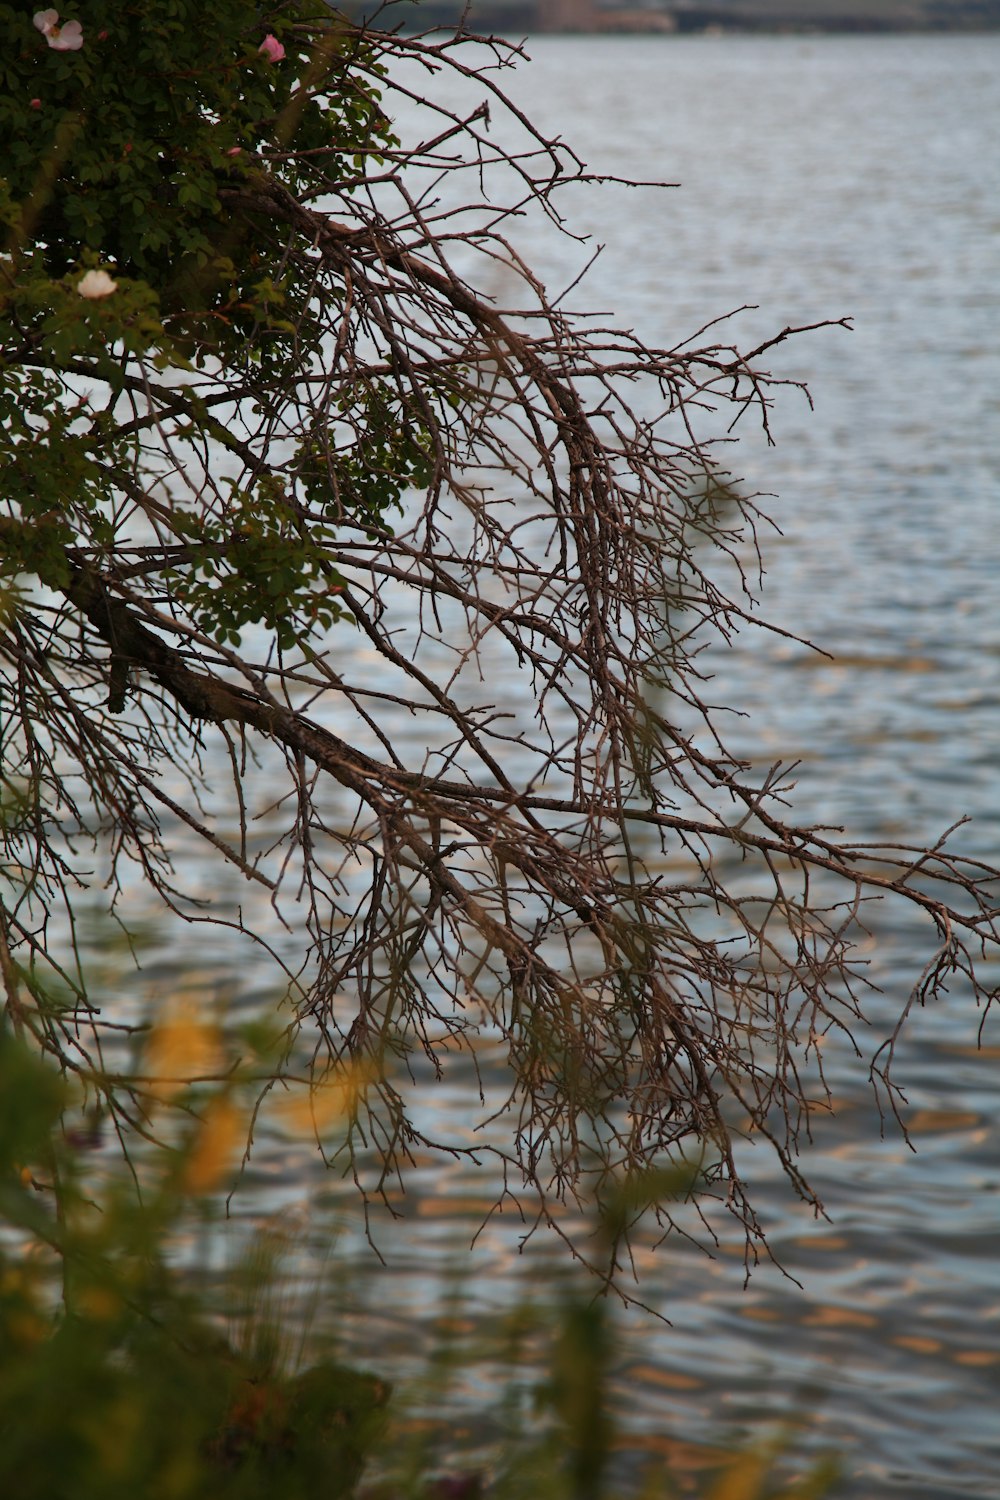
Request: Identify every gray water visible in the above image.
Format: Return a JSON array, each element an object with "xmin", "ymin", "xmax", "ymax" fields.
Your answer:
[{"xmin": 87, "ymin": 34, "xmax": 1000, "ymax": 1499}]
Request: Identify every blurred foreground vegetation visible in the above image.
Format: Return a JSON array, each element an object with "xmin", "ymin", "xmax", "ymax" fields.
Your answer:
[{"xmin": 0, "ymin": 1023, "xmax": 840, "ymax": 1500}]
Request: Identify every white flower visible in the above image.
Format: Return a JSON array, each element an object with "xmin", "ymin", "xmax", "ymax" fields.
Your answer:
[
  {"xmin": 77, "ymin": 269, "xmax": 118, "ymax": 300},
  {"xmin": 33, "ymin": 10, "xmax": 84, "ymax": 50}
]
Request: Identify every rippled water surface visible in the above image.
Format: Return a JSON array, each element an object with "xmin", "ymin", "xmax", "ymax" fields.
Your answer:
[{"xmin": 92, "ymin": 35, "xmax": 1000, "ymax": 1499}]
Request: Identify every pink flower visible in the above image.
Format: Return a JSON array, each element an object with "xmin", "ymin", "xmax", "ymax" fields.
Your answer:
[
  {"xmin": 225, "ymin": 146, "xmax": 242, "ymax": 157},
  {"xmin": 33, "ymin": 10, "xmax": 83, "ymax": 50},
  {"xmin": 30, "ymin": 98, "xmax": 42, "ymax": 109},
  {"xmin": 257, "ymin": 33, "xmax": 284, "ymax": 63}
]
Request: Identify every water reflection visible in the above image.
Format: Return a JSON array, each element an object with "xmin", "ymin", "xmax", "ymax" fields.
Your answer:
[{"xmin": 45, "ymin": 31, "xmax": 1000, "ymax": 1500}]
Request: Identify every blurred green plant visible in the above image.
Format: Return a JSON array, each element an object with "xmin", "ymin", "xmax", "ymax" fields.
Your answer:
[
  {"xmin": 0, "ymin": 1019, "xmax": 390, "ymax": 1499},
  {"xmin": 0, "ymin": 1016, "xmax": 841, "ymax": 1500}
]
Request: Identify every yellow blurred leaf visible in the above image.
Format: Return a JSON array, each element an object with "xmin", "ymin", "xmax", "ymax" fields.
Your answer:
[
  {"xmin": 145, "ymin": 994, "xmax": 224, "ymax": 1102},
  {"xmin": 77, "ymin": 1284, "xmax": 122, "ymax": 1322},
  {"xmin": 275, "ymin": 1060, "xmax": 372, "ymax": 1137},
  {"xmin": 182, "ymin": 1095, "xmax": 244, "ymax": 1194},
  {"xmin": 707, "ymin": 1452, "xmax": 770, "ymax": 1500},
  {"xmin": 6, "ymin": 1309, "xmax": 47, "ymax": 1349}
]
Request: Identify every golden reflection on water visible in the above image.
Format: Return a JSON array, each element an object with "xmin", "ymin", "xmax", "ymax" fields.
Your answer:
[
  {"xmin": 416, "ymin": 1197, "xmax": 504, "ymax": 1220},
  {"xmin": 612, "ymin": 1431, "xmax": 729, "ymax": 1476},
  {"xmin": 625, "ymin": 1364, "xmax": 705, "ymax": 1392},
  {"xmin": 939, "ymin": 1043, "xmax": 1000, "ymax": 1061},
  {"xmin": 784, "ymin": 652, "xmax": 939, "ymax": 674},
  {"xmin": 801, "ymin": 1307, "xmax": 879, "ymax": 1330},
  {"xmin": 906, "ymin": 1109, "xmax": 982, "ymax": 1133}
]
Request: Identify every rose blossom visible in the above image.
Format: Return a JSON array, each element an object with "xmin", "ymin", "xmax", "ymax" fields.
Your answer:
[
  {"xmin": 77, "ymin": 269, "xmax": 118, "ymax": 299},
  {"xmin": 34, "ymin": 10, "xmax": 84, "ymax": 50},
  {"xmin": 258, "ymin": 33, "xmax": 285, "ymax": 63}
]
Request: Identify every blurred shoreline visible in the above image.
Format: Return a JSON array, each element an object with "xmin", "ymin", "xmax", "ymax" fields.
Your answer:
[{"xmin": 363, "ymin": 1, "xmax": 1000, "ymax": 36}]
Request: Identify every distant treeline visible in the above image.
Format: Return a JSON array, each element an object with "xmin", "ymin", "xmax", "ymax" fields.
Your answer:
[{"xmin": 661, "ymin": 0, "xmax": 1000, "ymax": 30}]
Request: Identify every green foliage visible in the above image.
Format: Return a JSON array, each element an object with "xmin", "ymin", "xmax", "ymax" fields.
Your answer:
[
  {"xmin": 0, "ymin": 0, "xmax": 427, "ymax": 662},
  {"xmin": 0, "ymin": 1019, "xmax": 840, "ymax": 1500},
  {"xmin": 0, "ymin": 2, "xmax": 390, "ymax": 332},
  {"xmin": 0, "ymin": 1025, "xmax": 390, "ymax": 1500},
  {"xmin": 166, "ymin": 475, "xmax": 351, "ymax": 650}
]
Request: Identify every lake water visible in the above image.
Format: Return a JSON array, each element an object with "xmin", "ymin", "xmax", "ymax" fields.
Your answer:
[{"xmin": 83, "ymin": 33, "xmax": 1000, "ymax": 1500}]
